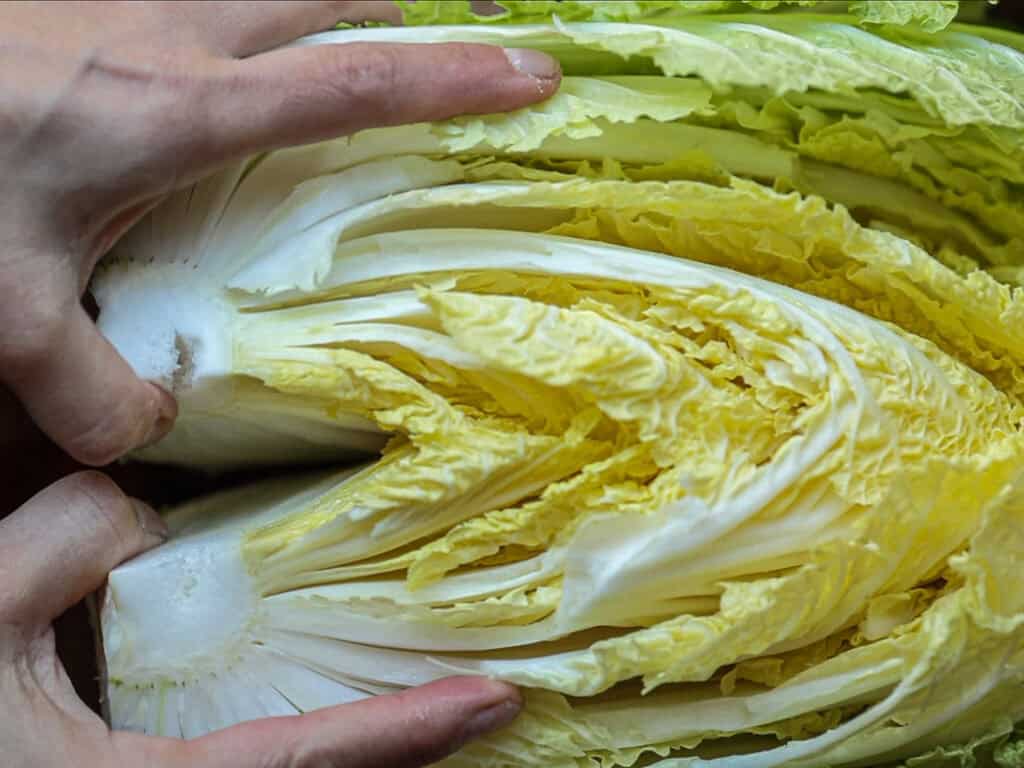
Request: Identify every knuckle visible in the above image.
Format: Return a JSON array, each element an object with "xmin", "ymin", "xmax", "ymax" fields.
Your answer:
[
  {"xmin": 59, "ymin": 471, "xmax": 126, "ymax": 514},
  {"xmin": 318, "ymin": 44, "xmax": 402, "ymax": 110},
  {"xmin": 351, "ymin": 44, "xmax": 402, "ymax": 90},
  {"xmin": 436, "ymin": 42, "xmax": 486, "ymax": 71},
  {"xmin": 67, "ymin": 433, "xmax": 129, "ymax": 468},
  {"xmin": 151, "ymin": 57, "xmax": 246, "ymax": 167},
  {"xmin": 65, "ymin": 393, "xmax": 154, "ymax": 466},
  {"xmin": 63, "ymin": 48, "xmax": 216, "ymax": 193},
  {"xmin": 57, "ymin": 471, "xmax": 136, "ymax": 551},
  {"xmin": 398, "ymin": 708, "xmax": 454, "ymax": 766}
]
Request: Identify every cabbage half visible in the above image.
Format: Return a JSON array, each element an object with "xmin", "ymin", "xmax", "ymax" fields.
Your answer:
[{"xmin": 95, "ymin": 2, "xmax": 1024, "ymax": 766}]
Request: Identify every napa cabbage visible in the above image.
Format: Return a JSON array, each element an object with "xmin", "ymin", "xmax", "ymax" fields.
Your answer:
[{"xmin": 95, "ymin": 2, "xmax": 1024, "ymax": 766}]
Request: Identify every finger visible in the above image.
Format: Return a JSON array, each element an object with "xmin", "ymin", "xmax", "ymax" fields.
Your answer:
[
  {"xmin": 162, "ymin": 1, "xmax": 402, "ymax": 58},
  {"xmin": 197, "ymin": 42, "xmax": 560, "ymax": 159},
  {"xmin": 1, "ymin": 301, "xmax": 177, "ymax": 467},
  {"xmin": 334, "ymin": 0, "xmax": 406, "ymax": 25},
  {"xmin": 84, "ymin": 196, "xmax": 167, "ymax": 280},
  {"xmin": 141, "ymin": 677, "xmax": 521, "ymax": 768},
  {"xmin": 0, "ymin": 472, "xmax": 167, "ymax": 628}
]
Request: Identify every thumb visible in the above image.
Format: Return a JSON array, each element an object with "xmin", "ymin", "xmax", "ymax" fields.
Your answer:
[
  {"xmin": 2, "ymin": 301, "xmax": 176, "ymax": 466},
  {"xmin": 149, "ymin": 677, "xmax": 522, "ymax": 768},
  {"xmin": 0, "ymin": 471, "xmax": 167, "ymax": 629}
]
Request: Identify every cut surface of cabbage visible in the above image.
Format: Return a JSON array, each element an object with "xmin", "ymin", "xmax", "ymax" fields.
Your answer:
[{"xmin": 94, "ymin": 2, "xmax": 1024, "ymax": 766}]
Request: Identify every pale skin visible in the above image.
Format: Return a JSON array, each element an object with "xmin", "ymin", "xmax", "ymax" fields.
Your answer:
[{"xmin": 0, "ymin": 2, "xmax": 562, "ymax": 766}]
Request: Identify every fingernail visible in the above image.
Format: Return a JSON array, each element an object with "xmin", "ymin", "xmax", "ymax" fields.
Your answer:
[
  {"xmin": 141, "ymin": 383, "xmax": 177, "ymax": 449},
  {"xmin": 459, "ymin": 696, "xmax": 522, "ymax": 746},
  {"xmin": 132, "ymin": 499, "xmax": 169, "ymax": 542},
  {"xmin": 504, "ymin": 48, "xmax": 560, "ymax": 81}
]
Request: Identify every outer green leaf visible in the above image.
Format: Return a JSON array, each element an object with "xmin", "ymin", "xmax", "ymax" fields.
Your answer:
[
  {"xmin": 850, "ymin": 1, "xmax": 959, "ymax": 33},
  {"xmin": 311, "ymin": 18, "xmax": 1024, "ymax": 129},
  {"xmin": 397, "ymin": 1, "xmax": 961, "ymax": 29}
]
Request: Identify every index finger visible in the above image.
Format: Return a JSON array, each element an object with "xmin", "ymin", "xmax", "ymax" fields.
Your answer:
[
  {"xmin": 187, "ymin": 41, "xmax": 560, "ymax": 164},
  {"xmin": 157, "ymin": 1, "xmax": 403, "ymax": 58}
]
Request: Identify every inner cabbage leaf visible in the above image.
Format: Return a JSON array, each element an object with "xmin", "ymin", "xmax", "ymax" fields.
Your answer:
[{"xmin": 94, "ymin": 4, "xmax": 1024, "ymax": 767}]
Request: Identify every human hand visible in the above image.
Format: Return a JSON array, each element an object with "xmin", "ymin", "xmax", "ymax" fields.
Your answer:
[
  {"xmin": 0, "ymin": 0, "xmax": 561, "ymax": 466},
  {"xmin": 0, "ymin": 471, "xmax": 524, "ymax": 768}
]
